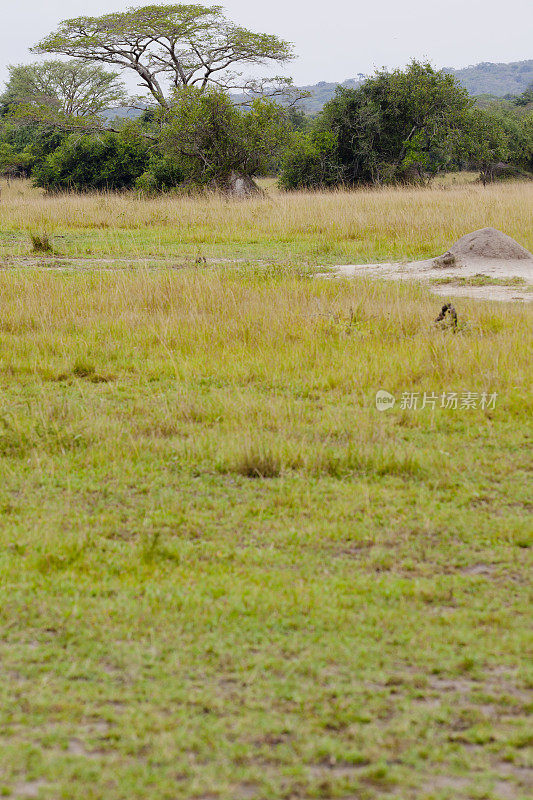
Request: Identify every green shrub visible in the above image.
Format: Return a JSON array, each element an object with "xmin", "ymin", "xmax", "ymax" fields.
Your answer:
[
  {"xmin": 135, "ymin": 152, "xmax": 185, "ymax": 193},
  {"xmin": 279, "ymin": 130, "xmax": 340, "ymax": 190},
  {"xmin": 32, "ymin": 124, "xmax": 150, "ymax": 191}
]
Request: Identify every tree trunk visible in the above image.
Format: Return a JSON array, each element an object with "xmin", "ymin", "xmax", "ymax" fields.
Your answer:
[{"xmin": 212, "ymin": 171, "xmax": 262, "ymax": 198}]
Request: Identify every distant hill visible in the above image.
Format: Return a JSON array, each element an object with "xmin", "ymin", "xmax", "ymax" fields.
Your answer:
[
  {"xmin": 444, "ymin": 60, "xmax": 533, "ymax": 97},
  {"xmin": 101, "ymin": 106, "xmax": 145, "ymax": 122},
  {"xmin": 102, "ymin": 59, "xmax": 533, "ymax": 120},
  {"xmin": 297, "ymin": 60, "xmax": 533, "ymax": 113},
  {"xmin": 294, "ymin": 77, "xmax": 363, "ymax": 115}
]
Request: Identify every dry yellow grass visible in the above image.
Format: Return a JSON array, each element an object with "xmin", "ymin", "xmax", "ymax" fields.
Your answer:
[{"xmin": 0, "ymin": 178, "xmax": 531, "ymax": 264}]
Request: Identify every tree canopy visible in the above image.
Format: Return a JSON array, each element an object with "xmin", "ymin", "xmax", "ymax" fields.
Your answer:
[
  {"xmin": 464, "ymin": 106, "xmax": 533, "ymax": 182},
  {"xmin": 325, "ymin": 62, "xmax": 472, "ymax": 183},
  {"xmin": 33, "ymin": 4, "xmax": 296, "ymax": 109},
  {"xmin": 156, "ymin": 86, "xmax": 290, "ymax": 192},
  {"xmin": 0, "ymin": 61, "xmax": 127, "ymax": 118},
  {"xmin": 280, "ymin": 62, "xmax": 475, "ymax": 188}
]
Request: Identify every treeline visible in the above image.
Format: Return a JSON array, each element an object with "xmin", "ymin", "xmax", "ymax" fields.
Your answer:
[
  {"xmin": 280, "ymin": 63, "xmax": 533, "ymax": 189},
  {"xmin": 1, "ymin": 62, "xmax": 531, "ymax": 194},
  {"xmin": 0, "ymin": 3, "xmax": 531, "ymax": 194},
  {"xmin": 0, "ymin": 114, "xmax": 186, "ymax": 193}
]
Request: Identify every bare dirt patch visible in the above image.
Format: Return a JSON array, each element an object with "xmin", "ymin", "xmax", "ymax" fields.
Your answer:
[
  {"xmin": 12, "ymin": 780, "xmax": 48, "ymax": 798},
  {"xmin": 317, "ymin": 227, "xmax": 533, "ymax": 302}
]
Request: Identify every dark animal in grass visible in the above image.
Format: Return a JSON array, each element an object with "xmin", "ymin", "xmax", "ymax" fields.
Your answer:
[{"xmin": 435, "ymin": 303, "xmax": 458, "ymax": 329}]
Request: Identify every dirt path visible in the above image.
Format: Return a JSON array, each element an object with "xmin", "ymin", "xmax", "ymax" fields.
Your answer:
[
  {"xmin": 316, "ymin": 257, "xmax": 533, "ymax": 302},
  {"xmin": 2, "ymin": 253, "xmax": 532, "ymax": 303}
]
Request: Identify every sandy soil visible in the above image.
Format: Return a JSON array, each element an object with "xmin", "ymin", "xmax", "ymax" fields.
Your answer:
[{"xmin": 316, "ymin": 257, "xmax": 533, "ymax": 302}]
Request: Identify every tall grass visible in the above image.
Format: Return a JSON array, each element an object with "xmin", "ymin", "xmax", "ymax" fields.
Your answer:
[
  {"xmin": 1, "ymin": 179, "xmax": 532, "ymax": 262},
  {"xmin": 0, "ymin": 267, "xmax": 530, "ymax": 476}
]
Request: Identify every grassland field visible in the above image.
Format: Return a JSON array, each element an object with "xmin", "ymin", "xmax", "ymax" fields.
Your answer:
[{"xmin": 0, "ymin": 178, "xmax": 531, "ymax": 800}]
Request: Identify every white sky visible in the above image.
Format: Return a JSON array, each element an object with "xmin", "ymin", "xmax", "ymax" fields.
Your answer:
[{"xmin": 1, "ymin": 0, "xmax": 532, "ymax": 90}]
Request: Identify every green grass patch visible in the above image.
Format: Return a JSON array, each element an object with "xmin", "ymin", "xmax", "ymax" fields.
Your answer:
[{"xmin": 0, "ymin": 268, "xmax": 531, "ymax": 800}]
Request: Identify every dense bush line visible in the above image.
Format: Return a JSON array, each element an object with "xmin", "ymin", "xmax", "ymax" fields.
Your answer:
[{"xmin": 1, "ymin": 63, "xmax": 531, "ymax": 193}]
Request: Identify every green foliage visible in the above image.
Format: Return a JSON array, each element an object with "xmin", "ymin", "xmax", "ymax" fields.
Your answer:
[
  {"xmin": 0, "ymin": 121, "xmax": 66, "ymax": 177},
  {"xmin": 0, "ymin": 60, "xmax": 127, "ymax": 118},
  {"xmin": 158, "ymin": 86, "xmax": 290, "ymax": 188},
  {"xmin": 281, "ymin": 62, "xmax": 472, "ymax": 188},
  {"xmin": 22, "ymin": 126, "xmax": 68, "ymax": 169},
  {"xmin": 464, "ymin": 107, "xmax": 533, "ymax": 180},
  {"xmin": 278, "ymin": 130, "xmax": 340, "ymax": 189},
  {"xmin": 284, "ymin": 106, "xmax": 312, "ymax": 132},
  {"xmin": 0, "ymin": 140, "xmax": 30, "ymax": 177},
  {"xmin": 499, "ymin": 111, "xmax": 533, "ymax": 171},
  {"xmin": 515, "ymin": 81, "xmax": 533, "ymax": 107},
  {"xmin": 465, "ymin": 108, "xmax": 509, "ymax": 179},
  {"xmin": 33, "ymin": 4, "xmax": 295, "ymax": 108},
  {"xmin": 32, "ymin": 124, "xmax": 151, "ymax": 191},
  {"xmin": 522, "ymin": 114, "xmax": 533, "ymax": 171},
  {"xmin": 135, "ymin": 151, "xmax": 185, "ymax": 193}
]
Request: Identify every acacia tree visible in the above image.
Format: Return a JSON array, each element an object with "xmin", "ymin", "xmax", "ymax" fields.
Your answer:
[
  {"xmin": 33, "ymin": 4, "xmax": 297, "ymax": 109},
  {"xmin": 0, "ymin": 61, "xmax": 127, "ymax": 117}
]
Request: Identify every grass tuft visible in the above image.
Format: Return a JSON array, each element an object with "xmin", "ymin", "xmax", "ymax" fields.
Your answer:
[
  {"xmin": 28, "ymin": 231, "xmax": 54, "ymax": 254},
  {"xmin": 72, "ymin": 358, "xmax": 96, "ymax": 379},
  {"xmin": 223, "ymin": 443, "xmax": 285, "ymax": 478}
]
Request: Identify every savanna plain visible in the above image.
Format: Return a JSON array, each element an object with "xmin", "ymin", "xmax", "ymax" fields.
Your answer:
[{"xmin": 0, "ymin": 179, "xmax": 532, "ymax": 800}]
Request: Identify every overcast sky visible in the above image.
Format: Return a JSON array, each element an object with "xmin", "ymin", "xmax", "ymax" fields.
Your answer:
[{"xmin": 1, "ymin": 0, "xmax": 532, "ymax": 89}]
